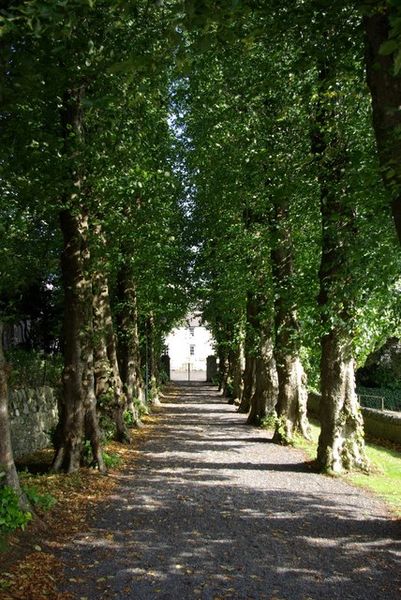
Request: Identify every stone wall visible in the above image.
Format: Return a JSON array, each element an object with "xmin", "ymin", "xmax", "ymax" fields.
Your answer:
[
  {"xmin": 360, "ymin": 408, "xmax": 401, "ymax": 444},
  {"xmin": 307, "ymin": 391, "xmax": 401, "ymax": 445},
  {"xmin": 8, "ymin": 387, "xmax": 58, "ymax": 459}
]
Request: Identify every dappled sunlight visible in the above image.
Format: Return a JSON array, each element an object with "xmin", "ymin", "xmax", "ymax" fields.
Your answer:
[{"xmin": 57, "ymin": 384, "xmax": 401, "ymax": 599}]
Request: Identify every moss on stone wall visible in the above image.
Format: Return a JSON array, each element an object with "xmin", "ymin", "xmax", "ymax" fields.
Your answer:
[
  {"xmin": 307, "ymin": 392, "xmax": 401, "ymax": 445},
  {"xmin": 9, "ymin": 387, "xmax": 58, "ymax": 458}
]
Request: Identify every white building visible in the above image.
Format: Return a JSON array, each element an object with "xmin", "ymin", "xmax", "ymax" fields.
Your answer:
[{"xmin": 165, "ymin": 313, "xmax": 214, "ymax": 381}]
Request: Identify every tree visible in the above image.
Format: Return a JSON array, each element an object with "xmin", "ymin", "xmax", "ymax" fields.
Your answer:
[
  {"xmin": 92, "ymin": 226, "xmax": 131, "ymax": 443},
  {"xmin": 0, "ymin": 323, "xmax": 29, "ymax": 508},
  {"xmin": 308, "ymin": 17, "xmax": 381, "ymax": 471},
  {"xmin": 364, "ymin": 2, "xmax": 401, "ymax": 244}
]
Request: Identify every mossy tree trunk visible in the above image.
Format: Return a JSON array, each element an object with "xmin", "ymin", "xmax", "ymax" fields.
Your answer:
[
  {"xmin": 316, "ymin": 175, "xmax": 367, "ymax": 472},
  {"xmin": 312, "ymin": 67, "xmax": 367, "ymax": 473},
  {"xmin": 52, "ymin": 87, "xmax": 104, "ymax": 474},
  {"xmin": 147, "ymin": 314, "xmax": 161, "ymax": 405},
  {"xmin": 238, "ymin": 293, "xmax": 257, "ymax": 414},
  {"xmin": 226, "ymin": 343, "xmax": 243, "ymax": 405},
  {"xmin": 318, "ymin": 331, "xmax": 366, "ymax": 473},
  {"xmin": 247, "ymin": 332, "xmax": 278, "ymax": 426},
  {"xmin": 239, "ymin": 354, "xmax": 255, "ymax": 414},
  {"xmin": 0, "ymin": 322, "xmax": 29, "ymax": 508},
  {"xmin": 93, "ymin": 240, "xmax": 131, "ymax": 443},
  {"xmin": 217, "ymin": 346, "xmax": 228, "ymax": 394},
  {"xmin": 364, "ymin": 9, "xmax": 401, "ymax": 245},
  {"xmin": 245, "ymin": 292, "xmax": 278, "ymax": 426},
  {"xmin": 116, "ymin": 269, "xmax": 146, "ymax": 425},
  {"xmin": 270, "ymin": 199, "xmax": 310, "ymax": 444},
  {"xmin": 53, "ymin": 207, "xmax": 105, "ymax": 473}
]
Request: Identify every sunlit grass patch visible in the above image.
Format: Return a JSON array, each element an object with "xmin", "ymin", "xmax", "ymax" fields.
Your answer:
[
  {"xmin": 293, "ymin": 418, "xmax": 401, "ymax": 516},
  {"xmin": 348, "ymin": 443, "xmax": 401, "ymax": 517}
]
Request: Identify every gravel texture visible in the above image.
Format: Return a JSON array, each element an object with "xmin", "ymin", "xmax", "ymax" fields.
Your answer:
[{"xmin": 57, "ymin": 383, "xmax": 401, "ymax": 600}]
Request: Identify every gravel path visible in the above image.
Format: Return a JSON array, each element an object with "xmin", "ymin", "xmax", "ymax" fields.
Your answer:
[{"xmin": 58, "ymin": 383, "xmax": 401, "ymax": 600}]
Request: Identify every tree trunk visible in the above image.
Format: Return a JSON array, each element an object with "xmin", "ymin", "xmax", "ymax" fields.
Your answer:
[
  {"xmin": 247, "ymin": 323, "xmax": 278, "ymax": 426},
  {"xmin": 238, "ymin": 293, "xmax": 257, "ymax": 413},
  {"xmin": 238, "ymin": 354, "xmax": 255, "ymax": 413},
  {"xmin": 0, "ymin": 322, "xmax": 29, "ymax": 508},
  {"xmin": 83, "ymin": 356, "xmax": 105, "ymax": 470},
  {"xmin": 147, "ymin": 314, "xmax": 160, "ymax": 406},
  {"xmin": 312, "ymin": 68, "xmax": 367, "ymax": 472},
  {"xmin": 270, "ymin": 199, "xmax": 310, "ymax": 444},
  {"xmin": 364, "ymin": 9, "xmax": 401, "ymax": 244},
  {"xmin": 52, "ymin": 209, "xmax": 105, "ymax": 473},
  {"xmin": 93, "ymin": 258, "xmax": 131, "ymax": 444},
  {"xmin": 226, "ymin": 344, "xmax": 243, "ymax": 404},
  {"xmin": 116, "ymin": 269, "xmax": 145, "ymax": 424},
  {"xmin": 318, "ymin": 332, "xmax": 365, "ymax": 473},
  {"xmin": 52, "ymin": 85, "xmax": 104, "ymax": 473},
  {"xmin": 316, "ymin": 177, "xmax": 367, "ymax": 473},
  {"xmin": 243, "ymin": 291, "xmax": 278, "ymax": 424},
  {"xmin": 272, "ymin": 354, "xmax": 309, "ymax": 442},
  {"xmin": 217, "ymin": 346, "xmax": 228, "ymax": 393}
]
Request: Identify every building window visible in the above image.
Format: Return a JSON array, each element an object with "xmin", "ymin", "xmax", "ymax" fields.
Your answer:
[
  {"xmin": 190, "ymin": 344, "xmax": 195, "ymax": 356},
  {"xmin": 189, "ymin": 326, "xmax": 195, "ymax": 336}
]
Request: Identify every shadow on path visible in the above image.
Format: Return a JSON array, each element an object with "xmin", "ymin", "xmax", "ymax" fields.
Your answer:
[{"xmin": 56, "ymin": 383, "xmax": 401, "ymax": 600}]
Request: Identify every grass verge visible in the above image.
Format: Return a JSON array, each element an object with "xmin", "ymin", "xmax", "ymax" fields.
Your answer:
[{"xmin": 293, "ymin": 418, "xmax": 401, "ymax": 517}]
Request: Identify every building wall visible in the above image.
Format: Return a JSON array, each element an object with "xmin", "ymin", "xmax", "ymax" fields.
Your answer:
[{"xmin": 166, "ymin": 317, "xmax": 214, "ymax": 372}]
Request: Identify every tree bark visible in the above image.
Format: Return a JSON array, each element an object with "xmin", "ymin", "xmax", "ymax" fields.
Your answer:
[
  {"xmin": 238, "ymin": 293, "xmax": 257, "ymax": 413},
  {"xmin": 316, "ymin": 187, "xmax": 367, "ymax": 472},
  {"xmin": 147, "ymin": 314, "xmax": 161, "ymax": 405},
  {"xmin": 270, "ymin": 199, "xmax": 310, "ymax": 444},
  {"xmin": 52, "ymin": 86, "xmax": 104, "ymax": 473},
  {"xmin": 93, "ymin": 251, "xmax": 131, "ymax": 443},
  {"xmin": 0, "ymin": 322, "xmax": 29, "ymax": 508},
  {"xmin": 217, "ymin": 346, "xmax": 228, "ymax": 393},
  {"xmin": 318, "ymin": 331, "xmax": 365, "ymax": 473},
  {"xmin": 244, "ymin": 291, "xmax": 278, "ymax": 425},
  {"xmin": 226, "ymin": 344, "xmax": 243, "ymax": 405},
  {"xmin": 116, "ymin": 269, "xmax": 146, "ymax": 424},
  {"xmin": 238, "ymin": 353, "xmax": 255, "ymax": 413},
  {"xmin": 364, "ymin": 9, "xmax": 401, "ymax": 244},
  {"xmin": 53, "ymin": 208, "xmax": 105, "ymax": 473},
  {"xmin": 312, "ymin": 67, "xmax": 367, "ymax": 472},
  {"xmin": 247, "ymin": 336, "xmax": 278, "ymax": 426}
]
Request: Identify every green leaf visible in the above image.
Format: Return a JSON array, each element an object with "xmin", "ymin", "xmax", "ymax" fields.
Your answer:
[
  {"xmin": 394, "ymin": 49, "xmax": 401, "ymax": 74},
  {"xmin": 379, "ymin": 39, "xmax": 399, "ymax": 56}
]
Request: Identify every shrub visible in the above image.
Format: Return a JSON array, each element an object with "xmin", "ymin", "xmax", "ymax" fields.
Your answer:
[
  {"xmin": 159, "ymin": 368, "xmax": 169, "ymax": 385},
  {"xmin": 0, "ymin": 486, "xmax": 32, "ymax": 533},
  {"xmin": 102, "ymin": 452, "xmax": 122, "ymax": 469},
  {"xmin": 123, "ymin": 400, "xmax": 148, "ymax": 426},
  {"xmin": 123, "ymin": 409, "xmax": 135, "ymax": 427},
  {"xmin": 260, "ymin": 413, "xmax": 277, "ymax": 430},
  {"xmin": 5, "ymin": 348, "xmax": 62, "ymax": 389},
  {"xmin": 99, "ymin": 413, "xmax": 117, "ymax": 442}
]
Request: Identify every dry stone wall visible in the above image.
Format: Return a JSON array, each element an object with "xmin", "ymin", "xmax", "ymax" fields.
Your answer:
[
  {"xmin": 308, "ymin": 391, "xmax": 401, "ymax": 444},
  {"xmin": 8, "ymin": 386, "xmax": 58, "ymax": 459}
]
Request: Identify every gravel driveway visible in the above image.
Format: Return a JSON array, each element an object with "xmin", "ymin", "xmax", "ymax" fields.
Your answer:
[{"xmin": 58, "ymin": 383, "xmax": 401, "ymax": 600}]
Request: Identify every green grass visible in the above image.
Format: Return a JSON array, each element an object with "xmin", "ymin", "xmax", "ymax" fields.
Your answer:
[{"xmin": 293, "ymin": 418, "xmax": 401, "ymax": 517}]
